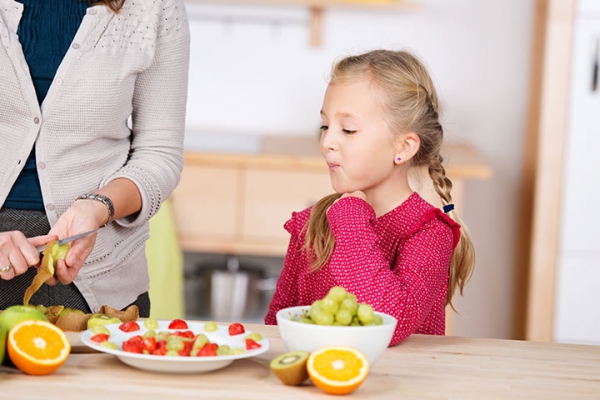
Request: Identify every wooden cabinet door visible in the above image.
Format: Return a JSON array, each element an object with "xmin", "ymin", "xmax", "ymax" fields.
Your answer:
[
  {"xmin": 241, "ymin": 168, "xmax": 332, "ymax": 245},
  {"xmin": 171, "ymin": 165, "xmax": 240, "ymax": 250}
]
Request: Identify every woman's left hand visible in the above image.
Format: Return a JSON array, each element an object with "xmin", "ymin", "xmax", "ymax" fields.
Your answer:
[{"xmin": 47, "ymin": 199, "xmax": 107, "ymax": 285}]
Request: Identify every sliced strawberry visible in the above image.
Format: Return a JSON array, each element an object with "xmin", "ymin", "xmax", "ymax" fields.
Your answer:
[
  {"xmin": 119, "ymin": 321, "xmax": 140, "ymax": 332},
  {"xmin": 122, "ymin": 341, "xmax": 143, "ymax": 353},
  {"xmin": 245, "ymin": 338, "xmax": 261, "ymax": 350},
  {"xmin": 228, "ymin": 322, "xmax": 245, "ymax": 336},
  {"xmin": 90, "ymin": 333, "xmax": 110, "ymax": 343},
  {"xmin": 168, "ymin": 319, "xmax": 188, "ymax": 329}
]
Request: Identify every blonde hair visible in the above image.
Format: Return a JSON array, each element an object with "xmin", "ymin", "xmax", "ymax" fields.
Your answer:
[
  {"xmin": 90, "ymin": 0, "xmax": 125, "ymax": 12},
  {"xmin": 304, "ymin": 49, "xmax": 475, "ymax": 309}
]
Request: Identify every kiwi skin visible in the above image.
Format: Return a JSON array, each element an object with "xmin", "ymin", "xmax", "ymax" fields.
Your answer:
[{"xmin": 270, "ymin": 350, "xmax": 310, "ymax": 386}]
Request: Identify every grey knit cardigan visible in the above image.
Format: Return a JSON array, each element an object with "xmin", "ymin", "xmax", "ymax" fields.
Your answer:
[{"xmin": 0, "ymin": 0, "xmax": 190, "ymax": 312}]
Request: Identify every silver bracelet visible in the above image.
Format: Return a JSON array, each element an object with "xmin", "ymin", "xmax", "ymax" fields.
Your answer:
[{"xmin": 76, "ymin": 193, "xmax": 115, "ymax": 227}]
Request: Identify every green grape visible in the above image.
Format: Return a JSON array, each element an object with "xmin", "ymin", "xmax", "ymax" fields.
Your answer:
[
  {"xmin": 373, "ymin": 314, "xmax": 383, "ymax": 325},
  {"xmin": 321, "ymin": 296, "xmax": 339, "ymax": 314},
  {"xmin": 340, "ymin": 296, "xmax": 358, "ymax": 314},
  {"xmin": 166, "ymin": 336, "xmax": 184, "ymax": 351},
  {"xmin": 165, "ymin": 350, "xmax": 179, "ymax": 357},
  {"xmin": 327, "ymin": 286, "xmax": 348, "ymax": 303},
  {"xmin": 91, "ymin": 325, "xmax": 110, "ymax": 335},
  {"xmin": 335, "ymin": 308, "xmax": 353, "ymax": 326},
  {"xmin": 100, "ymin": 341, "xmax": 118, "ymax": 350},
  {"xmin": 216, "ymin": 345, "xmax": 231, "ymax": 356},
  {"xmin": 313, "ymin": 311, "xmax": 334, "ymax": 325},
  {"xmin": 245, "ymin": 332, "xmax": 263, "ymax": 342},
  {"xmin": 204, "ymin": 321, "xmax": 218, "ymax": 332},
  {"xmin": 193, "ymin": 334, "xmax": 209, "ymax": 349},
  {"xmin": 309, "ymin": 299, "xmax": 323, "ymax": 321},
  {"xmin": 230, "ymin": 348, "xmax": 245, "ymax": 355},
  {"xmin": 156, "ymin": 331, "xmax": 169, "ymax": 342},
  {"xmin": 298, "ymin": 317, "xmax": 314, "ymax": 324},
  {"xmin": 143, "ymin": 330, "xmax": 156, "ymax": 338},
  {"xmin": 357, "ymin": 303, "xmax": 374, "ymax": 324},
  {"xmin": 144, "ymin": 317, "xmax": 159, "ymax": 330},
  {"xmin": 345, "ymin": 292, "xmax": 357, "ymax": 302},
  {"xmin": 332, "ymin": 321, "xmax": 343, "ymax": 326}
]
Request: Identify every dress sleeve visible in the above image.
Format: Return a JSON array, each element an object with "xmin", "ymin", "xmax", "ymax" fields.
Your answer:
[
  {"xmin": 264, "ymin": 211, "xmax": 307, "ymax": 324},
  {"xmin": 326, "ymin": 197, "xmax": 455, "ymax": 346}
]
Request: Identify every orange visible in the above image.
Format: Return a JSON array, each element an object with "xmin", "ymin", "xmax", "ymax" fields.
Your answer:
[
  {"xmin": 307, "ymin": 346, "xmax": 370, "ymax": 395},
  {"xmin": 7, "ymin": 320, "xmax": 70, "ymax": 375}
]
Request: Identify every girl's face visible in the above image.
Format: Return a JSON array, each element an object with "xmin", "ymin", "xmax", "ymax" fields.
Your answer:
[{"xmin": 320, "ymin": 77, "xmax": 405, "ymax": 202}]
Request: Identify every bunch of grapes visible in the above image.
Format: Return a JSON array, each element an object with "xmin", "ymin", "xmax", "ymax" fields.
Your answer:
[{"xmin": 296, "ymin": 286, "xmax": 383, "ymax": 326}]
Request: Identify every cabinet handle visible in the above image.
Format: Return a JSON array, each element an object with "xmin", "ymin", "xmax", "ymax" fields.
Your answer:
[{"xmin": 592, "ymin": 37, "xmax": 599, "ymax": 92}]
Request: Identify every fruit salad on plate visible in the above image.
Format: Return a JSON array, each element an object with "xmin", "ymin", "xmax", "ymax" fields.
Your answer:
[{"xmin": 80, "ymin": 318, "xmax": 270, "ymax": 373}]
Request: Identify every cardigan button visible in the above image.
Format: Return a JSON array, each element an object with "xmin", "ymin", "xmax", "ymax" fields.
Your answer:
[
  {"xmin": 72, "ymin": 43, "xmax": 80, "ymax": 50},
  {"xmin": 88, "ymin": 8, "xmax": 97, "ymax": 15},
  {"xmin": 45, "ymin": 204, "xmax": 55, "ymax": 211},
  {"xmin": 33, "ymin": 117, "xmax": 40, "ymax": 124}
]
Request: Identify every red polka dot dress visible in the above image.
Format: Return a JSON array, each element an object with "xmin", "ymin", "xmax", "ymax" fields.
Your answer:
[{"xmin": 264, "ymin": 193, "xmax": 461, "ymax": 346}]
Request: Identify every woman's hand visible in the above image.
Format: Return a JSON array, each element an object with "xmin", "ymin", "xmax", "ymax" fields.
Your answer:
[
  {"xmin": 0, "ymin": 231, "xmax": 58, "ymax": 280},
  {"xmin": 47, "ymin": 199, "xmax": 107, "ymax": 285}
]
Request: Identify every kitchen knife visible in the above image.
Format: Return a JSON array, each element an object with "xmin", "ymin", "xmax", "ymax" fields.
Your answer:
[{"xmin": 36, "ymin": 228, "xmax": 101, "ymax": 252}]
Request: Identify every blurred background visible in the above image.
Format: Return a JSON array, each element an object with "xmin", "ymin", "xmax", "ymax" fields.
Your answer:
[{"xmin": 148, "ymin": 0, "xmax": 599, "ymax": 346}]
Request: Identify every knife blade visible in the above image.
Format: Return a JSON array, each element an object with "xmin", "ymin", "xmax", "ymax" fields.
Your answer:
[{"xmin": 36, "ymin": 228, "xmax": 101, "ymax": 252}]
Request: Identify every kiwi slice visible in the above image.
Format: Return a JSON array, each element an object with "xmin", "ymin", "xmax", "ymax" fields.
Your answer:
[{"xmin": 270, "ymin": 350, "xmax": 310, "ymax": 386}]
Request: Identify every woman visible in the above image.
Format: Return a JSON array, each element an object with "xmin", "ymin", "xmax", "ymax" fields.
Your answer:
[{"xmin": 0, "ymin": 0, "xmax": 190, "ymax": 317}]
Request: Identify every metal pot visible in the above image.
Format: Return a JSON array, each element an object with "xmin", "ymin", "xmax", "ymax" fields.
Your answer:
[{"xmin": 184, "ymin": 256, "xmax": 276, "ymax": 321}]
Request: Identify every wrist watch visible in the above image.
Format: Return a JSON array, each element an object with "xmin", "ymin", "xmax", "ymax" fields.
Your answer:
[{"xmin": 76, "ymin": 193, "xmax": 115, "ymax": 227}]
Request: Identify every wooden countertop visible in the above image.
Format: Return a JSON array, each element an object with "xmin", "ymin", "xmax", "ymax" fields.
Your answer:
[{"xmin": 2, "ymin": 324, "xmax": 599, "ymax": 399}]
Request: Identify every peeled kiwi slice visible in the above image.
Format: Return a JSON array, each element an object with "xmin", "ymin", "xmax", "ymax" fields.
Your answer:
[{"xmin": 270, "ymin": 350, "xmax": 310, "ymax": 386}]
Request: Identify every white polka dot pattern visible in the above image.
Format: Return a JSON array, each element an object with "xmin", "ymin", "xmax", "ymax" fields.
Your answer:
[{"xmin": 265, "ymin": 192, "xmax": 460, "ymax": 347}]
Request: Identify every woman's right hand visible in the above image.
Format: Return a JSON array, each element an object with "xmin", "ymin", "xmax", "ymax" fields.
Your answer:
[{"xmin": 0, "ymin": 231, "xmax": 58, "ymax": 280}]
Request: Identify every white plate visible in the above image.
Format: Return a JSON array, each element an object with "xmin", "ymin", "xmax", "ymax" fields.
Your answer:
[{"xmin": 80, "ymin": 320, "xmax": 270, "ymax": 373}]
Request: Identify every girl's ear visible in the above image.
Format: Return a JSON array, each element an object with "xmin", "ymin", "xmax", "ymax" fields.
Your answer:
[{"xmin": 394, "ymin": 132, "xmax": 420, "ymax": 164}]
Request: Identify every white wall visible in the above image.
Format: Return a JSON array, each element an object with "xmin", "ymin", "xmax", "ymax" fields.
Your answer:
[{"xmin": 184, "ymin": 0, "xmax": 535, "ymax": 339}]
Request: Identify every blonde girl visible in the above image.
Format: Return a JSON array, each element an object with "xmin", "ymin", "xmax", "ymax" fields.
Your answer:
[{"xmin": 265, "ymin": 49, "xmax": 475, "ymax": 346}]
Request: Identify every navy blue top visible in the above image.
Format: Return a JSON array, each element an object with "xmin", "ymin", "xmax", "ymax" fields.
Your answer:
[{"xmin": 5, "ymin": 0, "xmax": 88, "ymax": 210}]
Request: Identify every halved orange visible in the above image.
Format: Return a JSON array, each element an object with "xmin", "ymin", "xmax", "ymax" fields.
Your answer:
[
  {"xmin": 7, "ymin": 320, "xmax": 71, "ymax": 375},
  {"xmin": 307, "ymin": 346, "xmax": 370, "ymax": 395}
]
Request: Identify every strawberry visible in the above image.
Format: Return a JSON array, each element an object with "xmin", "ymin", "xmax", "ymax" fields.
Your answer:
[
  {"xmin": 118, "ymin": 321, "xmax": 140, "ymax": 332},
  {"xmin": 90, "ymin": 333, "xmax": 110, "ymax": 343},
  {"xmin": 245, "ymin": 338, "xmax": 261, "ymax": 350},
  {"xmin": 228, "ymin": 322, "xmax": 245, "ymax": 336},
  {"xmin": 142, "ymin": 337, "xmax": 157, "ymax": 353},
  {"xmin": 122, "ymin": 340, "xmax": 143, "ymax": 353},
  {"xmin": 196, "ymin": 343, "xmax": 218, "ymax": 357},
  {"xmin": 168, "ymin": 319, "xmax": 188, "ymax": 329}
]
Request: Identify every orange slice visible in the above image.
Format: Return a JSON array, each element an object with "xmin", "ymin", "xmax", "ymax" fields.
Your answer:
[
  {"xmin": 307, "ymin": 346, "xmax": 370, "ymax": 395},
  {"xmin": 7, "ymin": 320, "xmax": 71, "ymax": 375}
]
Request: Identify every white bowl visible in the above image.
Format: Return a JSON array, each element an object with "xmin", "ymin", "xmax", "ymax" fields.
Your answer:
[{"xmin": 276, "ymin": 306, "xmax": 397, "ymax": 365}]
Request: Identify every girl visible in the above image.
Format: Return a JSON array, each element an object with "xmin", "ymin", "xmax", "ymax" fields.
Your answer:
[{"xmin": 264, "ymin": 49, "xmax": 475, "ymax": 346}]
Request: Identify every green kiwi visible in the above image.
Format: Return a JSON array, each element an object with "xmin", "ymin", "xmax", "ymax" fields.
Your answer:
[{"xmin": 270, "ymin": 350, "xmax": 310, "ymax": 386}]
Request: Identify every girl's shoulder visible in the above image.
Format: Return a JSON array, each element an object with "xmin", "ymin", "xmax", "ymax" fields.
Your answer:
[
  {"xmin": 393, "ymin": 193, "xmax": 461, "ymax": 247},
  {"xmin": 283, "ymin": 206, "xmax": 313, "ymax": 235}
]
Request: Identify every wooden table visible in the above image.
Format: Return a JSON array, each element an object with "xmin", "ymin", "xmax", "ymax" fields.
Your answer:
[{"xmin": 2, "ymin": 324, "xmax": 599, "ymax": 399}]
